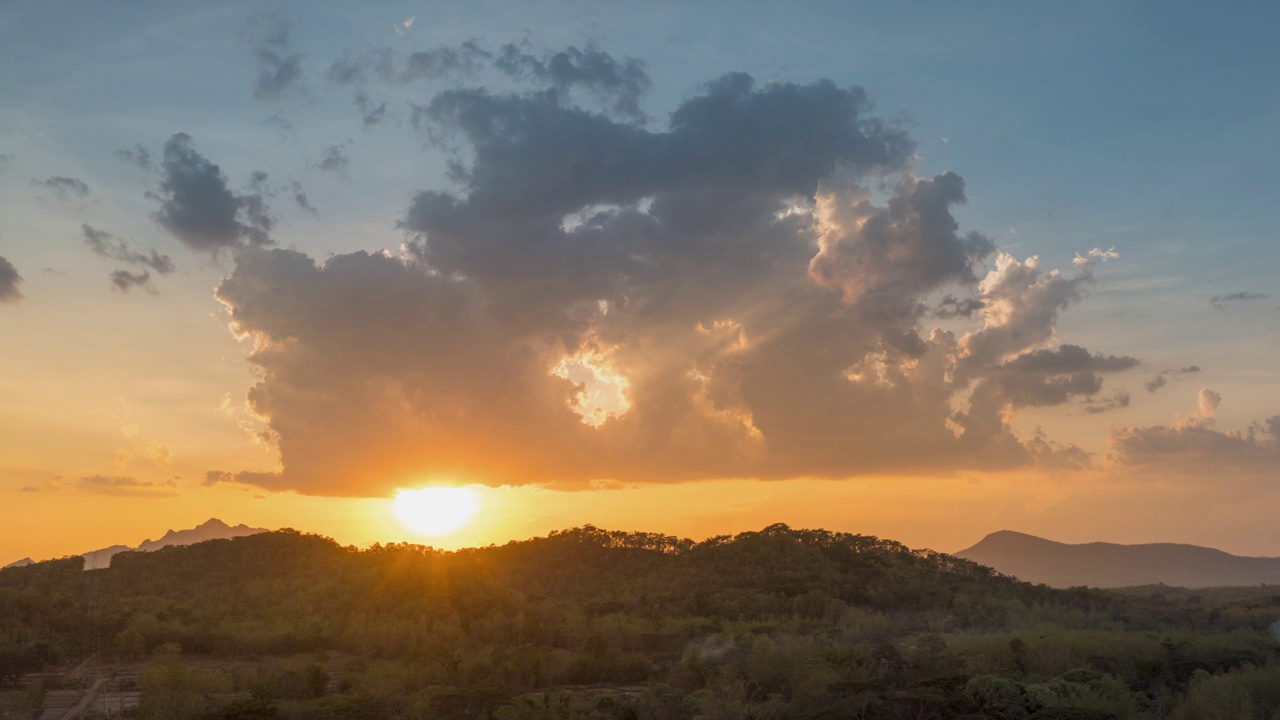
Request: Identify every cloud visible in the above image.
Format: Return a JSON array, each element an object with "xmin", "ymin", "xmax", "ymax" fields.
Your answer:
[
  {"xmin": 1071, "ymin": 245, "xmax": 1119, "ymax": 267},
  {"xmin": 212, "ymin": 71, "xmax": 1133, "ymax": 497},
  {"xmin": 244, "ymin": 12, "xmax": 306, "ymax": 102},
  {"xmin": 317, "ymin": 143, "xmax": 350, "ymax": 174},
  {"xmin": 110, "ymin": 269, "xmax": 155, "ymax": 293},
  {"xmin": 150, "ymin": 133, "xmax": 274, "ymax": 252},
  {"xmin": 328, "ymin": 41, "xmax": 490, "ymax": 86},
  {"xmin": 116, "ymin": 144, "xmax": 153, "ymax": 169},
  {"xmin": 82, "ymin": 224, "xmax": 176, "ymax": 275},
  {"xmin": 1210, "ymin": 291, "xmax": 1269, "ymax": 310},
  {"xmin": 354, "ymin": 94, "xmax": 387, "ymax": 127},
  {"xmin": 75, "ymin": 474, "xmax": 178, "ymax": 498},
  {"xmin": 289, "ymin": 181, "xmax": 317, "ymax": 215},
  {"xmin": 1197, "ymin": 387, "xmax": 1221, "ymax": 418},
  {"xmin": 1110, "ymin": 391, "xmax": 1279, "ymax": 475},
  {"xmin": 934, "ymin": 295, "xmax": 984, "ymax": 319},
  {"xmin": 1085, "ymin": 391, "xmax": 1130, "ymax": 415},
  {"xmin": 32, "ymin": 176, "xmax": 90, "ymax": 200},
  {"xmin": 1144, "ymin": 365, "xmax": 1200, "ymax": 393},
  {"xmin": 327, "ymin": 41, "xmax": 489, "ymax": 126},
  {"xmin": 495, "ymin": 43, "xmax": 651, "ymax": 120},
  {"xmin": 0, "ymin": 257, "xmax": 22, "ymax": 303}
]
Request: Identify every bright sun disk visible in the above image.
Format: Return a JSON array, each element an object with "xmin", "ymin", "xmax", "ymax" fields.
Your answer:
[{"xmin": 391, "ymin": 487, "xmax": 481, "ymax": 537}]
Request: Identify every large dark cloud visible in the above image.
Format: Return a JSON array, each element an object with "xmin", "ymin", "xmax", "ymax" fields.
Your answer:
[
  {"xmin": 150, "ymin": 133, "xmax": 274, "ymax": 252},
  {"xmin": 0, "ymin": 256, "xmax": 22, "ymax": 303},
  {"xmin": 213, "ymin": 72, "xmax": 1137, "ymax": 497},
  {"xmin": 244, "ymin": 12, "xmax": 306, "ymax": 102}
]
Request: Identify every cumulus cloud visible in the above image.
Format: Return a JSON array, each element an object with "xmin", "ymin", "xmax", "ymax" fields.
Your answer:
[
  {"xmin": 150, "ymin": 133, "xmax": 274, "ymax": 252},
  {"xmin": 1111, "ymin": 391, "xmax": 1279, "ymax": 475},
  {"xmin": 1210, "ymin": 291, "xmax": 1269, "ymax": 310},
  {"xmin": 244, "ymin": 12, "xmax": 306, "ymax": 101},
  {"xmin": 33, "ymin": 176, "xmax": 90, "ymax": 200},
  {"xmin": 212, "ymin": 71, "xmax": 1135, "ymax": 497},
  {"xmin": 0, "ymin": 256, "xmax": 22, "ymax": 303}
]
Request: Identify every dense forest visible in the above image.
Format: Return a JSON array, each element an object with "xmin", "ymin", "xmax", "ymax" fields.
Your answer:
[{"xmin": 2, "ymin": 524, "xmax": 1279, "ymax": 719}]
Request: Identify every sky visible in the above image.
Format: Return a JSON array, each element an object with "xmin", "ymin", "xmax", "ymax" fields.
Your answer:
[{"xmin": 1, "ymin": 1, "xmax": 1278, "ymax": 562}]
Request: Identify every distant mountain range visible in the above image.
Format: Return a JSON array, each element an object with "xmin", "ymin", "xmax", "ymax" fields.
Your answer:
[
  {"xmin": 956, "ymin": 530, "xmax": 1280, "ymax": 589},
  {"xmin": 4, "ymin": 518, "xmax": 268, "ymax": 571}
]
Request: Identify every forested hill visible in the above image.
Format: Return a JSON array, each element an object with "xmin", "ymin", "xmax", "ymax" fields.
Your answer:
[
  {"xmin": 957, "ymin": 530, "xmax": 1280, "ymax": 588},
  {"xmin": 3, "ymin": 525, "xmax": 1280, "ymax": 720}
]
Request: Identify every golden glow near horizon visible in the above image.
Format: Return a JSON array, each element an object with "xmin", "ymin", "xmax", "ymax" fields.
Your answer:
[{"xmin": 390, "ymin": 487, "xmax": 482, "ymax": 538}]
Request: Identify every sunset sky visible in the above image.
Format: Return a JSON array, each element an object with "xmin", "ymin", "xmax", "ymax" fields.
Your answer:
[{"xmin": 2, "ymin": 1, "xmax": 1277, "ymax": 563}]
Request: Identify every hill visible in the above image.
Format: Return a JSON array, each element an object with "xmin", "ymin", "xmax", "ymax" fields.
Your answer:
[
  {"xmin": 1, "ymin": 525, "xmax": 1278, "ymax": 719},
  {"xmin": 957, "ymin": 530, "xmax": 1280, "ymax": 588}
]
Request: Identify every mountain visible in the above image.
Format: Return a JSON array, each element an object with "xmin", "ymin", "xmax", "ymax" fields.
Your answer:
[
  {"xmin": 79, "ymin": 518, "xmax": 268, "ymax": 570},
  {"xmin": 956, "ymin": 529, "xmax": 1280, "ymax": 588},
  {"xmin": 2, "ymin": 557, "xmax": 33, "ymax": 569}
]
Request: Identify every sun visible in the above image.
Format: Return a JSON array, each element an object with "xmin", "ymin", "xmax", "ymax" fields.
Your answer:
[{"xmin": 391, "ymin": 487, "xmax": 481, "ymax": 537}]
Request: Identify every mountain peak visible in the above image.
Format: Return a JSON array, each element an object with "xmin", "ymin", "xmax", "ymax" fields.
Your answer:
[{"xmin": 77, "ymin": 519, "xmax": 270, "ymax": 570}]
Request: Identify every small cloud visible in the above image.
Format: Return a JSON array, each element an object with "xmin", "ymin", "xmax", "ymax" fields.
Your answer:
[
  {"xmin": 111, "ymin": 269, "xmax": 155, "ymax": 293},
  {"xmin": 317, "ymin": 142, "xmax": 351, "ymax": 174},
  {"xmin": 934, "ymin": 294, "xmax": 984, "ymax": 319},
  {"xmin": 75, "ymin": 474, "xmax": 178, "ymax": 498},
  {"xmin": 142, "ymin": 441, "xmax": 173, "ymax": 467},
  {"xmin": 495, "ymin": 42, "xmax": 651, "ymax": 121},
  {"xmin": 289, "ymin": 181, "xmax": 317, "ymax": 215},
  {"xmin": 0, "ymin": 256, "xmax": 22, "ymax": 304},
  {"xmin": 395, "ymin": 16, "xmax": 415, "ymax": 35},
  {"xmin": 1145, "ymin": 365, "xmax": 1200, "ymax": 393},
  {"xmin": 32, "ymin": 176, "xmax": 90, "ymax": 201},
  {"xmin": 82, "ymin": 224, "xmax": 176, "ymax": 275},
  {"xmin": 1084, "ymin": 391, "xmax": 1130, "ymax": 415},
  {"xmin": 243, "ymin": 11, "xmax": 307, "ymax": 102},
  {"xmin": 20, "ymin": 486, "xmax": 39, "ymax": 493},
  {"xmin": 1197, "ymin": 387, "xmax": 1221, "ymax": 419},
  {"xmin": 116, "ymin": 144, "xmax": 153, "ymax": 169},
  {"xmin": 1072, "ymin": 245, "xmax": 1119, "ymax": 267},
  {"xmin": 1211, "ymin": 291, "xmax": 1269, "ymax": 310}
]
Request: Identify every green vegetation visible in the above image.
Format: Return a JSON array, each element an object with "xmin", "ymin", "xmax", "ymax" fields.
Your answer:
[{"xmin": 2, "ymin": 524, "xmax": 1279, "ymax": 719}]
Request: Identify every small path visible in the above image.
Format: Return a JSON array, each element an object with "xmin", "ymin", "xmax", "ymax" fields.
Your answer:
[{"xmin": 56, "ymin": 677, "xmax": 106, "ymax": 720}]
